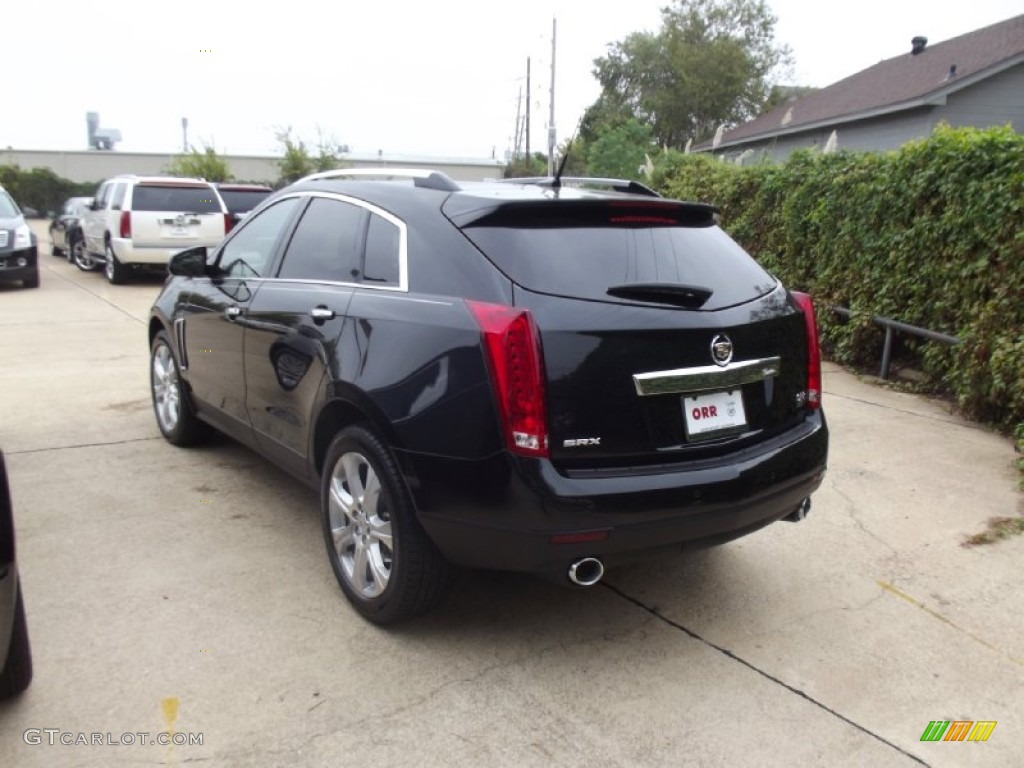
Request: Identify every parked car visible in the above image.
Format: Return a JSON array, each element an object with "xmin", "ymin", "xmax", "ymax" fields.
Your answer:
[
  {"xmin": 215, "ymin": 183, "xmax": 273, "ymax": 230},
  {"xmin": 80, "ymin": 175, "xmax": 230, "ymax": 284},
  {"xmin": 0, "ymin": 449, "xmax": 32, "ymax": 698},
  {"xmin": 147, "ymin": 169, "xmax": 829, "ymax": 625},
  {"xmin": 0, "ymin": 186, "xmax": 39, "ymax": 289},
  {"xmin": 49, "ymin": 196, "xmax": 93, "ymax": 267}
]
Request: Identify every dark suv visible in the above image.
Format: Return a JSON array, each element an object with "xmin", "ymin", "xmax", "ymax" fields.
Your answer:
[{"xmin": 148, "ymin": 169, "xmax": 828, "ymax": 624}]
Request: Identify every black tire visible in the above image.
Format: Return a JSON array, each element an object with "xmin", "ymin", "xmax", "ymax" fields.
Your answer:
[
  {"xmin": 22, "ymin": 272, "xmax": 39, "ymax": 289},
  {"xmin": 72, "ymin": 239, "xmax": 98, "ymax": 272},
  {"xmin": 104, "ymin": 242, "xmax": 128, "ymax": 284},
  {"xmin": 0, "ymin": 583, "xmax": 33, "ymax": 699},
  {"xmin": 51, "ymin": 242, "xmax": 63, "ymax": 258},
  {"xmin": 150, "ymin": 331, "xmax": 207, "ymax": 446},
  {"xmin": 321, "ymin": 425, "xmax": 452, "ymax": 624}
]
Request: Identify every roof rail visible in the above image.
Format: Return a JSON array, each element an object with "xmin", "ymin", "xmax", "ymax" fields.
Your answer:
[
  {"xmin": 498, "ymin": 176, "xmax": 662, "ymax": 198},
  {"xmin": 296, "ymin": 168, "xmax": 461, "ymax": 192}
]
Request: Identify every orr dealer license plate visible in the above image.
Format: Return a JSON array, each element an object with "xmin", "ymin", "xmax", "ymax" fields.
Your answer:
[{"xmin": 683, "ymin": 390, "xmax": 747, "ymax": 440}]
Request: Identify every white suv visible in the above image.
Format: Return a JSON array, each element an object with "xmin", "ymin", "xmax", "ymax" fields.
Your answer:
[{"xmin": 81, "ymin": 175, "xmax": 230, "ymax": 284}]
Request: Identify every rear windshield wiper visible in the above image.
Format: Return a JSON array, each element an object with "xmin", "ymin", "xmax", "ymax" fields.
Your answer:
[{"xmin": 606, "ymin": 283, "xmax": 713, "ymax": 309}]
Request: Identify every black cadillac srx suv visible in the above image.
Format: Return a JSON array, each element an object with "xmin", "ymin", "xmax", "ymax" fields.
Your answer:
[{"xmin": 148, "ymin": 169, "xmax": 828, "ymax": 624}]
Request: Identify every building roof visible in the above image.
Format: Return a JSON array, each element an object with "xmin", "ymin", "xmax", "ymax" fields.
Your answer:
[{"xmin": 700, "ymin": 14, "xmax": 1024, "ymax": 151}]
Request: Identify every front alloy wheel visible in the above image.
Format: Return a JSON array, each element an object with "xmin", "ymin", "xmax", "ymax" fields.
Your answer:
[{"xmin": 150, "ymin": 331, "xmax": 205, "ymax": 446}]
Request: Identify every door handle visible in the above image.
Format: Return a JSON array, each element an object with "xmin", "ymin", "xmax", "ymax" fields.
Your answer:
[
  {"xmin": 310, "ymin": 307, "xmax": 335, "ymax": 321},
  {"xmin": 225, "ymin": 306, "xmax": 242, "ymax": 319}
]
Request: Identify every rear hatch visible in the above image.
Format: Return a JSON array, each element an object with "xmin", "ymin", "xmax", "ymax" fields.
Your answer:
[
  {"xmin": 128, "ymin": 181, "xmax": 226, "ymax": 247},
  {"xmin": 447, "ymin": 195, "xmax": 811, "ymax": 470}
]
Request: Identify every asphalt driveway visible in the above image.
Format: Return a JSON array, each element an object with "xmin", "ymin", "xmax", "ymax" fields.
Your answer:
[{"xmin": 0, "ymin": 225, "xmax": 1020, "ymax": 767}]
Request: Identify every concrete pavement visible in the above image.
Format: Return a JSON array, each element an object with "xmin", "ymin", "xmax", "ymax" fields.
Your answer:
[{"xmin": 0, "ymin": 226, "xmax": 1021, "ymax": 767}]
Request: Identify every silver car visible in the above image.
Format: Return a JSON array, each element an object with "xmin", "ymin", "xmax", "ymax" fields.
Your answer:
[{"xmin": 0, "ymin": 187, "xmax": 38, "ymax": 289}]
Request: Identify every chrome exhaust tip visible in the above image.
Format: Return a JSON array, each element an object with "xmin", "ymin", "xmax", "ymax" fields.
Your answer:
[
  {"xmin": 783, "ymin": 497, "xmax": 812, "ymax": 522},
  {"xmin": 568, "ymin": 557, "xmax": 605, "ymax": 587}
]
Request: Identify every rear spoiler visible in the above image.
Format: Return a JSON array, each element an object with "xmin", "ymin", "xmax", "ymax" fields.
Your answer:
[
  {"xmin": 496, "ymin": 176, "xmax": 661, "ymax": 198},
  {"xmin": 444, "ymin": 197, "xmax": 717, "ymax": 229}
]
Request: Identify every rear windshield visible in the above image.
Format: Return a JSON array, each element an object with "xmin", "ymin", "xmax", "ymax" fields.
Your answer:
[
  {"xmin": 218, "ymin": 189, "xmax": 271, "ymax": 213},
  {"xmin": 131, "ymin": 185, "xmax": 222, "ymax": 213},
  {"xmin": 461, "ymin": 223, "xmax": 777, "ymax": 310}
]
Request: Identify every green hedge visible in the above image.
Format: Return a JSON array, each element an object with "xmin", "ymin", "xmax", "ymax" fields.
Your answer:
[
  {"xmin": 0, "ymin": 165, "xmax": 98, "ymax": 216},
  {"xmin": 653, "ymin": 124, "xmax": 1024, "ymax": 432}
]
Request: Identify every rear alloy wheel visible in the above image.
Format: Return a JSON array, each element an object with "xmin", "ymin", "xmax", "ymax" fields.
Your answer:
[
  {"xmin": 0, "ymin": 584, "xmax": 32, "ymax": 698},
  {"xmin": 150, "ymin": 331, "xmax": 206, "ymax": 445},
  {"xmin": 72, "ymin": 239, "xmax": 98, "ymax": 271},
  {"xmin": 104, "ymin": 242, "xmax": 128, "ymax": 284},
  {"xmin": 321, "ymin": 426, "xmax": 452, "ymax": 624}
]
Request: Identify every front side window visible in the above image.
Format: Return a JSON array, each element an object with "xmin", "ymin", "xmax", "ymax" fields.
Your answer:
[
  {"xmin": 277, "ymin": 197, "xmax": 367, "ymax": 282},
  {"xmin": 217, "ymin": 197, "xmax": 300, "ymax": 278},
  {"xmin": 0, "ymin": 190, "xmax": 19, "ymax": 218}
]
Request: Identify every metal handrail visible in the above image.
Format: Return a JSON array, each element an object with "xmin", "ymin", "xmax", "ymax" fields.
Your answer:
[{"xmin": 831, "ymin": 306, "xmax": 961, "ymax": 379}]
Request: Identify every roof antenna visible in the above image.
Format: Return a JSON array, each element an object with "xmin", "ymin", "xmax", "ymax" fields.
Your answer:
[{"xmin": 551, "ymin": 117, "xmax": 582, "ymax": 190}]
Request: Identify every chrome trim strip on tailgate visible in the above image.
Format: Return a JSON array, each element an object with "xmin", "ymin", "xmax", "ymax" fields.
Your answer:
[{"xmin": 633, "ymin": 357, "xmax": 781, "ymax": 396}]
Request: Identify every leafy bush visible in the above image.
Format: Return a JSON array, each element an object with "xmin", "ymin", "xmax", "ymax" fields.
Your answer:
[
  {"xmin": 654, "ymin": 124, "xmax": 1024, "ymax": 433},
  {"xmin": 165, "ymin": 144, "xmax": 232, "ymax": 182},
  {"xmin": 0, "ymin": 165, "xmax": 98, "ymax": 216}
]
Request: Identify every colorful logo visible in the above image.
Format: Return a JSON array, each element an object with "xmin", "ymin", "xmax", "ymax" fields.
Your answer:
[{"xmin": 920, "ymin": 720, "xmax": 996, "ymax": 742}]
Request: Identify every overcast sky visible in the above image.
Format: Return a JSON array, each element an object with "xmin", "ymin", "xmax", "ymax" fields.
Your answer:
[{"xmin": 4, "ymin": 0, "xmax": 1020, "ymax": 160}]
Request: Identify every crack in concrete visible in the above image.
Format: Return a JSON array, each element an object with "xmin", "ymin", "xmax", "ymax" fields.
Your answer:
[
  {"xmin": 829, "ymin": 476, "xmax": 900, "ymax": 557},
  {"xmin": 7, "ymin": 436, "xmax": 161, "ymax": 456},
  {"xmin": 822, "ymin": 389, "xmax": 988, "ymax": 432},
  {"xmin": 37, "ymin": 261, "xmax": 149, "ymax": 326},
  {"xmin": 602, "ymin": 581, "xmax": 931, "ymax": 768}
]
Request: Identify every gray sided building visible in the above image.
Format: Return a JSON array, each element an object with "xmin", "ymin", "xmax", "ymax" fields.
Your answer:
[
  {"xmin": 0, "ymin": 149, "xmax": 504, "ymax": 186},
  {"xmin": 697, "ymin": 14, "xmax": 1024, "ymax": 163}
]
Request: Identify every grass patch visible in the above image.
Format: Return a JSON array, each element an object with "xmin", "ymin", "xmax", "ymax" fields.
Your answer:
[{"xmin": 963, "ymin": 517, "xmax": 1024, "ymax": 547}]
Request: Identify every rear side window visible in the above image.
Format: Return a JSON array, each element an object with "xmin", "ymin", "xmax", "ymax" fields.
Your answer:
[
  {"xmin": 131, "ymin": 185, "xmax": 222, "ymax": 213},
  {"xmin": 461, "ymin": 211, "xmax": 776, "ymax": 310},
  {"xmin": 110, "ymin": 184, "xmax": 127, "ymax": 211},
  {"xmin": 277, "ymin": 198, "xmax": 367, "ymax": 282},
  {"xmin": 362, "ymin": 214, "xmax": 400, "ymax": 286}
]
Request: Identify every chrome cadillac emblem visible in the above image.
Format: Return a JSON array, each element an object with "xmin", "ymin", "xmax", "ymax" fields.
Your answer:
[
  {"xmin": 710, "ymin": 334, "xmax": 733, "ymax": 367},
  {"xmin": 174, "ymin": 215, "xmax": 185, "ymax": 226}
]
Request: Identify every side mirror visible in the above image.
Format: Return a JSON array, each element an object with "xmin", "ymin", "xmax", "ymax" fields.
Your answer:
[{"xmin": 168, "ymin": 247, "xmax": 210, "ymax": 278}]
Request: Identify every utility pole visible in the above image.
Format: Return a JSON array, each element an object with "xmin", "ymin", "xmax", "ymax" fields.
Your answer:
[
  {"xmin": 513, "ymin": 85, "xmax": 523, "ymax": 160},
  {"xmin": 547, "ymin": 17, "xmax": 557, "ymax": 176},
  {"xmin": 525, "ymin": 57, "xmax": 531, "ymax": 160},
  {"xmin": 181, "ymin": 117, "xmax": 189, "ymax": 153}
]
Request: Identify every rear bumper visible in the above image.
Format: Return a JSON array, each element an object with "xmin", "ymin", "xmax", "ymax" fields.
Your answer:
[
  {"xmin": 406, "ymin": 411, "xmax": 828, "ymax": 575},
  {"xmin": 109, "ymin": 239, "xmax": 219, "ymax": 266}
]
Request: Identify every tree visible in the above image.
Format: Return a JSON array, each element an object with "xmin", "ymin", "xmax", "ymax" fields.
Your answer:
[
  {"xmin": 275, "ymin": 127, "xmax": 348, "ymax": 186},
  {"xmin": 502, "ymin": 152, "xmax": 548, "ymax": 178},
  {"xmin": 586, "ymin": 119, "xmax": 654, "ymax": 180},
  {"xmin": 165, "ymin": 143, "xmax": 231, "ymax": 182},
  {"xmin": 591, "ymin": 0, "xmax": 791, "ymax": 147},
  {"xmin": 275, "ymin": 128, "xmax": 315, "ymax": 186}
]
